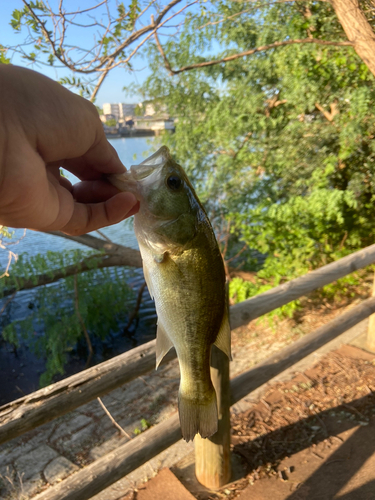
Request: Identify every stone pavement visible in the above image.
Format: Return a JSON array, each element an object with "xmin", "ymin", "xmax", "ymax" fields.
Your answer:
[{"xmin": 0, "ymin": 316, "xmax": 368, "ymax": 500}]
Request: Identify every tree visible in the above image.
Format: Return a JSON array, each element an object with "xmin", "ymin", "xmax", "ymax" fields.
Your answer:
[
  {"xmin": 105, "ymin": 118, "xmax": 118, "ymax": 126},
  {"xmin": 138, "ymin": 0, "xmax": 375, "ymax": 292},
  {"xmin": 2, "ymin": 0, "xmax": 375, "ymax": 384},
  {"xmin": 4, "ymin": 0, "xmax": 195, "ymax": 100}
]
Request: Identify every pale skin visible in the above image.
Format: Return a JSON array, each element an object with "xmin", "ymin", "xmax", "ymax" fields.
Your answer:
[{"xmin": 0, "ymin": 65, "xmax": 139, "ymax": 235}]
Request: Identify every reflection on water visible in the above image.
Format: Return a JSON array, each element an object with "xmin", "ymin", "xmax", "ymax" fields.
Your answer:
[{"xmin": 0, "ymin": 137, "xmax": 161, "ymax": 404}]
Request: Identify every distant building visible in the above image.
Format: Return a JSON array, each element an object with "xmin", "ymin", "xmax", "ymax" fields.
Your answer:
[
  {"xmin": 100, "ymin": 113, "xmax": 116, "ymax": 123},
  {"xmin": 144, "ymin": 102, "xmax": 168, "ymax": 117},
  {"xmin": 102, "ymin": 103, "xmax": 138, "ymax": 121},
  {"xmin": 134, "ymin": 117, "xmax": 175, "ymax": 132}
]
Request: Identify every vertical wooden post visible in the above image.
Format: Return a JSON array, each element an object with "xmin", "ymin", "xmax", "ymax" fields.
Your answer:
[
  {"xmin": 194, "ymin": 344, "xmax": 231, "ymax": 489},
  {"xmin": 367, "ymin": 271, "xmax": 375, "ymax": 350}
]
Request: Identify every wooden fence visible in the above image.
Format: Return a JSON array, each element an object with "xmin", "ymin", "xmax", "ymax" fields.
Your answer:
[{"xmin": 2, "ymin": 244, "xmax": 375, "ymax": 499}]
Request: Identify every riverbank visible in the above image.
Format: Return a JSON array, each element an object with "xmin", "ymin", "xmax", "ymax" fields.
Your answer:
[{"xmin": 105, "ymin": 130, "xmax": 156, "ymax": 138}]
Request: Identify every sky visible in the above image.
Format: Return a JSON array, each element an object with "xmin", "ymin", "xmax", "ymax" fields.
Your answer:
[{"xmin": 0, "ymin": 0, "xmax": 161, "ymax": 106}]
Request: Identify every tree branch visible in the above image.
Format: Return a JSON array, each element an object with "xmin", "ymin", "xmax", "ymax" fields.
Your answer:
[
  {"xmin": 44, "ymin": 231, "xmax": 142, "ymax": 267},
  {"xmin": 22, "ymin": 0, "xmax": 69, "ymax": 68},
  {"xmin": 315, "ymin": 101, "xmax": 339, "ymax": 122},
  {"xmin": 100, "ymin": 0, "xmax": 183, "ymax": 68},
  {"xmin": 90, "ymin": 58, "xmax": 114, "ymax": 101},
  {"xmin": 1, "ymin": 253, "xmax": 139, "ymax": 299},
  {"xmin": 97, "ymin": 397, "xmax": 132, "ymax": 439},
  {"xmin": 155, "ymin": 37, "xmax": 354, "ymax": 75}
]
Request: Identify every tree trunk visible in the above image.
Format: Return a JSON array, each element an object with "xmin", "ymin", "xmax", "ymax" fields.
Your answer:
[{"xmin": 331, "ymin": 0, "xmax": 375, "ymax": 77}]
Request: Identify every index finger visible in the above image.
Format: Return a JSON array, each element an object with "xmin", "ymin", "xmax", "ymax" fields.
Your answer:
[{"xmin": 63, "ymin": 136, "xmax": 126, "ymax": 181}]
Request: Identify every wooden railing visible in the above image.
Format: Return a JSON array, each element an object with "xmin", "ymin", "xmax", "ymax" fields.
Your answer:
[{"xmin": 2, "ymin": 244, "xmax": 375, "ymax": 499}]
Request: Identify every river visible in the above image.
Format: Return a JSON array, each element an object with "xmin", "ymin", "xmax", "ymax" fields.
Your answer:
[{"xmin": 0, "ymin": 137, "xmax": 159, "ymax": 405}]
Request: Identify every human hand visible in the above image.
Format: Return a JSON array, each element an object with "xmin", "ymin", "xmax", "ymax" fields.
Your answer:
[{"xmin": 0, "ymin": 65, "xmax": 139, "ymax": 235}]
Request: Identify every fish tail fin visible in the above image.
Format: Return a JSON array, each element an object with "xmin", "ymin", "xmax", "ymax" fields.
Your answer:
[{"xmin": 178, "ymin": 388, "xmax": 218, "ymax": 442}]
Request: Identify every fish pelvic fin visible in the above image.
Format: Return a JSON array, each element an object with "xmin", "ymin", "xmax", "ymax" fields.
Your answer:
[
  {"xmin": 156, "ymin": 321, "xmax": 174, "ymax": 369},
  {"xmin": 214, "ymin": 302, "xmax": 232, "ymax": 361},
  {"xmin": 178, "ymin": 388, "xmax": 218, "ymax": 442}
]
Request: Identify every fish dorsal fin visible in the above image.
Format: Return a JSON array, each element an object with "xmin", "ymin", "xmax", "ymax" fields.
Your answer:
[
  {"xmin": 156, "ymin": 321, "xmax": 174, "ymax": 369},
  {"xmin": 214, "ymin": 302, "xmax": 232, "ymax": 361}
]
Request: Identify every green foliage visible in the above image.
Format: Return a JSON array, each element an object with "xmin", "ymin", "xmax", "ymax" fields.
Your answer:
[
  {"xmin": 133, "ymin": 418, "xmax": 151, "ymax": 435},
  {"xmin": 134, "ymin": 104, "xmax": 143, "ymax": 116},
  {"xmin": 1, "ymin": 251, "xmax": 134, "ymax": 386},
  {"xmin": 0, "ymin": 45, "xmax": 10, "ymax": 64},
  {"xmin": 10, "ymin": 2, "xmax": 48, "ymax": 36},
  {"xmin": 58, "ymin": 76, "xmax": 93, "ymax": 99},
  {"xmin": 321, "ymin": 267, "xmax": 373, "ymax": 300},
  {"xmin": 105, "ymin": 118, "xmax": 117, "ymax": 127},
  {"xmin": 0, "ymin": 226, "xmax": 13, "ymax": 240},
  {"xmin": 138, "ymin": 0, "xmax": 375, "ymax": 297},
  {"xmin": 229, "ymin": 277, "xmax": 301, "ymax": 322}
]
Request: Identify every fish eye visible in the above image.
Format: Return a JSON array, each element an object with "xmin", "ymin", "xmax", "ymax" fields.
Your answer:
[{"xmin": 166, "ymin": 174, "xmax": 182, "ymax": 191}]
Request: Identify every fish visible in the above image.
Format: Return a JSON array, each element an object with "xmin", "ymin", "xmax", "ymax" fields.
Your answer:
[{"xmin": 109, "ymin": 146, "xmax": 231, "ymax": 442}]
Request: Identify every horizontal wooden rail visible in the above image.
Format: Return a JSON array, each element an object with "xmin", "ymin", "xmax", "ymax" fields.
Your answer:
[
  {"xmin": 230, "ymin": 243, "xmax": 375, "ymax": 329},
  {"xmin": 32, "ymin": 296, "xmax": 375, "ymax": 500},
  {"xmin": 0, "ymin": 341, "xmax": 174, "ymax": 446},
  {"xmin": 1, "ymin": 244, "xmax": 375, "ymax": 445},
  {"xmin": 230, "ymin": 296, "xmax": 375, "ymax": 403}
]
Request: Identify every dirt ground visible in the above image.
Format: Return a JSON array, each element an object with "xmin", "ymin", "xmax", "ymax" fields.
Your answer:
[{"xmin": 221, "ymin": 344, "xmax": 375, "ymax": 500}]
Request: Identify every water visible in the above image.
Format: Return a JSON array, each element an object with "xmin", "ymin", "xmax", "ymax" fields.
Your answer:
[{"xmin": 0, "ymin": 137, "xmax": 159, "ymax": 404}]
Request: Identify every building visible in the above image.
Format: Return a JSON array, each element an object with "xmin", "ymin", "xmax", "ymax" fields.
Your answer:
[
  {"xmin": 102, "ymin": 103, "xmax": 137, "ymax": 121},
  {"xmin": 133, "ymin": 117, "xmax": 175, "ymax": 132},
  {"xmin": 100, "ymin": 113, "xmax": 116, "ymax": 123},
  {"xmin": 144, "ymin": 102, "xmax": 168, "ymax": 117}
]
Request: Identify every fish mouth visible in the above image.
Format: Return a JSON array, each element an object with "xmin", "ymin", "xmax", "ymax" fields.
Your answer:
[{"xmin": 108, "ymin": 146, "xmax": 171, "ymax": 199}]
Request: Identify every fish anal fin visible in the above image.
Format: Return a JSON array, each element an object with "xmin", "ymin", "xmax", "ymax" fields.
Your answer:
[
  {"xmin": 156, "ymin": 322, "xmax": 174, "ymax": 369},
  {"xmin": 214, "ymin": 306, "xmax": 232, "ymax": 361}
]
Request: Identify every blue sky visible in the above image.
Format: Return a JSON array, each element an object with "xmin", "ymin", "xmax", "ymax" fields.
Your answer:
[{"xmin": 0, "ymin": 1, "xmax": 158, "ymax": 106}]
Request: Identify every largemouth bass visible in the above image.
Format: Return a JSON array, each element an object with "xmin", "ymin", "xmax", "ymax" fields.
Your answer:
[{"xmin": 110, "ymin": 146, "xmax": 231, "ymax": 442}]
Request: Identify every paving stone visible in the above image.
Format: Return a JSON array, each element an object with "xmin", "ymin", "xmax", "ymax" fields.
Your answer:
[
  {"xmin": 90, "ymin": 434, "xmax": 129, "ymax": 461},
  {"xmin": 14, "ymin": 444, "xmax": 59, "ymax": 481},
  {"xmin": 44, "ymin": 456, "xmax": 79, "ymax": 484},
  {"xmin": 58, "ymin": 423, "xmax": 97, "ymax": 453},
  {"xmin": 0, "ymin": 428, "xmax": 55, "ymax": 466},
  {"xmin": 21, "ymin": 472, "xmax": 44, "ymax": 498},
  {"xmin": 0, "ymin": 464, "xmax": 15, "ymax": 499},
  {"xmin": 122, "ymin": 379, "xmax": 149, "ymax": 403},
  {"xmin": 50, "ymin": 413, "xmax": 93, "ymax": 442}
]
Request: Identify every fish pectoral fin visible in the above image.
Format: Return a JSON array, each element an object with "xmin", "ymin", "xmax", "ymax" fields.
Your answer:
[
  {"xmin": 214, "ymin": 306, "xmax": 232, "ymax": 361},
  {"xmin": 143, "ymin": 264, "xmax": 154, "ymax": 300},
  {"xmin": 156, "ymin": 322, "xmax": 174, "ymax": 369}
]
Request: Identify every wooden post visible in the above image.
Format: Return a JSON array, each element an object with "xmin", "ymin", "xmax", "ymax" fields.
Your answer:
[
  {"xmin": 367, "ymin": 271, "xmax": 375, "ymax": 350},
  {"xmin": 194, "ymin": 345, "xmax": 231, "ymax": 489}
]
